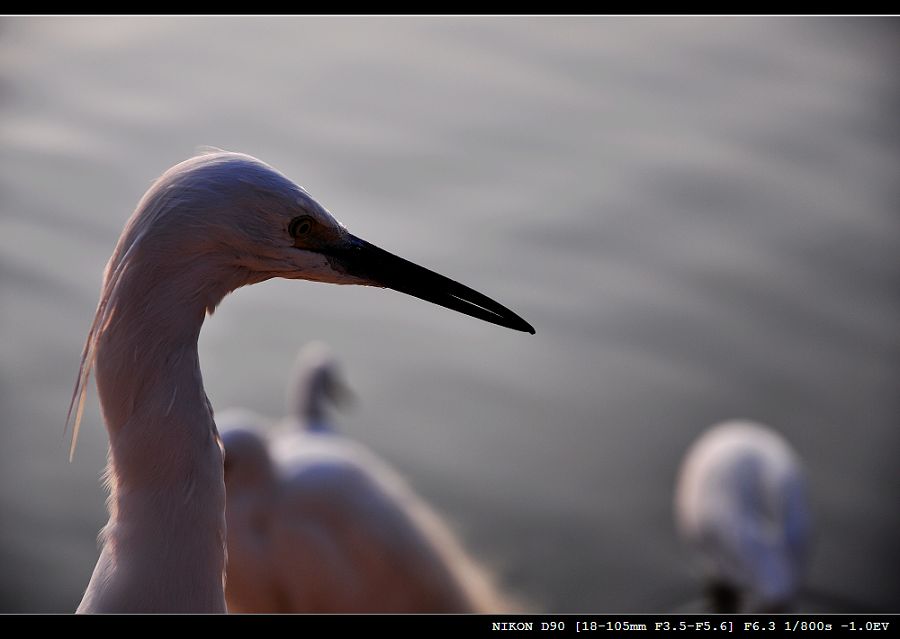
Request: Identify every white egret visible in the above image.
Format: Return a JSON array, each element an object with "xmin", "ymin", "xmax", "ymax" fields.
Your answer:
[
  {"xmin": 67, "ymin": 150, "xmax": 533, "ymax": 613},
  {"xmin": 674, "ymin": 420, "xmax": 812, "ymax": 613},
  {"xmin": 218, "ymin": 343, "xmax": 513, "ymax": 613}
]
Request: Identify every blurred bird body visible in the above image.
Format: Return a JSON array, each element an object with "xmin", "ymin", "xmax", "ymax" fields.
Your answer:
[{"xmin": 220, "ymin": 344, "xmax": 511, "ymax": 613}]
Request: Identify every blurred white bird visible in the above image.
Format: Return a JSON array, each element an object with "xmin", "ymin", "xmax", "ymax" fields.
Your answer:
[
  {"xmin": 67, "ymin": 151, "xmax": 533, "ymax": 613},
  {"xmin": 674, "ymin": 420, "xmax": 812, "ymax": 613},
  {"xmin": 219, "ymin": 343, "xmax": 514, "ymax": 613}
]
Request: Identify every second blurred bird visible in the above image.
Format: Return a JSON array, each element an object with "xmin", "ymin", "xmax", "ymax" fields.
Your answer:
[
  {"xmin": 218, "ymin": 342, "xmax": 515, "ymax": 613},
  {"xmin": 674, "ymin": 420, "xmax": 813, "ymax": 613}
]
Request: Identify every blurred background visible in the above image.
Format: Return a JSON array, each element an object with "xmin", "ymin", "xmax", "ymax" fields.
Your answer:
[{"xmin": 1, "ymin": 16, "xmax": 898, "ymax": 612}]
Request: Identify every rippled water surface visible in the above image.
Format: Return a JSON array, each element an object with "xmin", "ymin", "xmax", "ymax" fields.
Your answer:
[{"xmin": 1, "ymin": 17, "xmax": 898, "ymax": 612}]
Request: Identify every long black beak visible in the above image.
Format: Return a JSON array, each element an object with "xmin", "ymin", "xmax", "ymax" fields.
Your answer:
[{"xmin": 323, "ymin": 235, "xmax": 535, "ymax": 334}]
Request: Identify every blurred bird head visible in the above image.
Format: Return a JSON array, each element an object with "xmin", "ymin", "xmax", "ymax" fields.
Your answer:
[{"xmin": 287, "ymin": 342, "xmax": 355, "ymax": 430}]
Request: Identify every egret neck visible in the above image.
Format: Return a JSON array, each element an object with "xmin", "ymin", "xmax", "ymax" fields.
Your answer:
[{"xmin": 78, "ymin": 246, "xmax": 253, "ymax": 613}]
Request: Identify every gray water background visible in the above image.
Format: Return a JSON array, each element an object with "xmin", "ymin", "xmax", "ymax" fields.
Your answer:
[{"xmin": 0, "ymin": 17, "xmax": 898, "ymax": 612}]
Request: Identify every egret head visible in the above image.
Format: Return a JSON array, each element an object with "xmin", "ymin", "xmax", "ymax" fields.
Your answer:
[{"xmin": 124, "ymin": 150, "xmax": 534, "ymax": 332}]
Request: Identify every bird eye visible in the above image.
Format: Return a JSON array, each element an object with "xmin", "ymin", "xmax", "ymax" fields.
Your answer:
[{"xmin": 289, "ymin": 216, "xmax": 314, "ymax": 238}]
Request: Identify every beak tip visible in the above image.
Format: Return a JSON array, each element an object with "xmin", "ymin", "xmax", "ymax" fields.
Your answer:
[{"xmin": 511, "ymin": 316, "xmax": 536, "ymax": 335}]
